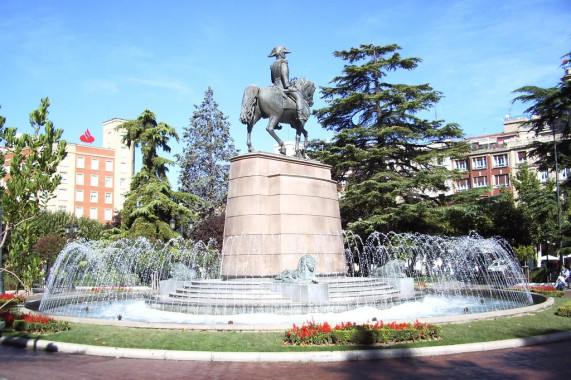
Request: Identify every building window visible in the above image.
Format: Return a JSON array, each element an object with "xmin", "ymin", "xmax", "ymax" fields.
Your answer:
[
  {"xmin": 472, "ymin": 156, "xmax": 487, "ymax": 170},
  {"xmin": 91, "ymin": 174, "xmax": 98, "ymax": 187},
  {"xmin": 76, "ymin": 190, "xmax": 84, "ymax": 202},
  {"xmin": 517, "ymin": 151, "xmax": 527, "ymax": 163},
  {"xmin": 60, "ymin": 172, "xmax": 68, "ymax": 183},
  {"xmin": 58, "ymin": 206, "xmax": 66, "ymax": 212},
  {"xmin": 540, "ymin": 171, "xmax": 549, "ymax": 182},
  {"xmin": 105, "ymin": 176, "xmax": 112, "ymax": 188},
  {"xmin": 493, "ymin": 154, "xmax": 508, "ymax": 168},
  {"xmin": 76, "ymin": 173, "xmax": 84, "ymax": 185},
  {"xmin": 90, "ymin": 191, "xmax": 98, "ymax": 203},
  {"xmin": 494, "ymin": 174, "xmax": 509, "ymax": 188},
  {"xmin": 60, "ymin": 157, "xmax": 69, "ymax": 167},
  {"xmin": 473, "ymin": 176, "xmax": 488, "ymax": 188},
  {"xmin": 456, "ymin": 179, "xmax": 470, "ymax": 192},
  {"xmin": 455, "ymin": 159, "xmax": 468, "ymax": 171},
  {"xmin": 560, "ymin": 168, "xmax": 570, "ymax": 180},
  {"xmin": 91, "ymin": 158, "xmax": 99, "ymax": 170},
  {"xmin": 75, "ymin": 207, "xmax": 83, "ymax": 218},
  {"xmin": 105, "ymin": 160, "xmax": 113, "ymax": 171},
  {"xmin": 105, "ymin": 192, "xmax": 112, "ymax": 204},
  {"xmin": 58, "ymin": 188, "xmax": 68, "ymax": 201},
  {"xmin": 77, "ymin": 156, "xmax": 85, "ymax": 168},
  {"xmin": 120, "ymin": 178, "xmax": 127, "ymax": 188},
  {"xmin": 104, "ymin": 208, "xmax": 113, "ymax": 221},
  {"xmin": 120, "ymin": 162, "xmax": 127, "ymax": 173},
  {"xmin": 90, "ymin": 207, "xmax": 98, "ymax": 219}
]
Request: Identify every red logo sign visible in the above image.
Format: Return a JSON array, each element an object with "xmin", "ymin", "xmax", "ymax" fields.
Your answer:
[{"xmin": 80, "ymin": 129, "xmax": 95, "ymax": 144}]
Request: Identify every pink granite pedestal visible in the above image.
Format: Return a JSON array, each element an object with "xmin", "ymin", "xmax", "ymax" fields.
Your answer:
[{"xmin": 221, "ymin": 152, "xmax": 346, "ymax": 278}]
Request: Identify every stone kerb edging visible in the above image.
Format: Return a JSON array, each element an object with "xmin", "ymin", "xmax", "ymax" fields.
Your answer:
[{"xmin": 2, "ymin": 330, "xmax": 571, "ymax": 362}]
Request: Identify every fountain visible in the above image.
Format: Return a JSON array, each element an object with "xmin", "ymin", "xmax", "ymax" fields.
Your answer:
[{"xmin": 36, "ymin": 231, "xmax": 535, "ymax": 326}]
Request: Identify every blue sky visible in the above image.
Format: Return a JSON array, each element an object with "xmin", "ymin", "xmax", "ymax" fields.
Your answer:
[{"xmin": 1, "ymin": 0, "xmax": 570, "ymax": 186}]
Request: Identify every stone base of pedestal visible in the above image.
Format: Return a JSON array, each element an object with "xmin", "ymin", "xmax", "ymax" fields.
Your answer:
[
  {"xmin": 265, "ymin": 283, "xmax": 330, "ymax": 303},
  {"xmin": 386, "ymin": 277, "xmax": 415, "ymax": 299},
  {"xmin": 221, "ymin": 152, "xmax": 346, "ymax": 278}
]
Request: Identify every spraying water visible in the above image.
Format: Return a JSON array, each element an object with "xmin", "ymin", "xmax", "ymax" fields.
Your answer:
[{"xmin": 39, "ymin": 232, "xmax": 533, "ymax": 324}]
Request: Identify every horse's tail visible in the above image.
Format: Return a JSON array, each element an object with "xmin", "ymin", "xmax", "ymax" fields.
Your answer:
[{"xmin": 240, "ymin": 85, "xmax": 258, "ymax": 125}]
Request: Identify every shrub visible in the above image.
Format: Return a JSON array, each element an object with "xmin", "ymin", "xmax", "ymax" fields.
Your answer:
[
  {"xmin": 0, "ymin": 309, "xmax": 69, "ymax": 333},
  {"xmin": 556, "ymin": 302, "xmax": 571, "ymax": 318},
  {"xmin": 530, "ymin": 267, "xmax": 547, "ymax": 283},
  {"xmin": 284, "ymin": 320, "xmax": 441, "ymax": 346}
]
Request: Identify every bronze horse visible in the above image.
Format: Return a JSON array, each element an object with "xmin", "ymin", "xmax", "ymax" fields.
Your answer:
[{"xmin": 240, "ymin": 78, "xmax": 315, "ymax": 157}]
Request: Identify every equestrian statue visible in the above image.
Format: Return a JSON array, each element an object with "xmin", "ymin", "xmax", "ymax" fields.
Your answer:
[{"xmin": 240, "ymin": 46, "xmax": 315, "ymax": 157}]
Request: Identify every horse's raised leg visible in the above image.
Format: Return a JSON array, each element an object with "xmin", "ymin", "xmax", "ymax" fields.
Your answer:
[{"xmin": 266, "ymin": 116, "xmax": 286, "ymax": 155}]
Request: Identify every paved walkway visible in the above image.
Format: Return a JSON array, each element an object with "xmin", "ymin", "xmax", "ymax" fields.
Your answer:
[
  {"xmin": 1, "ymin": 289, "xmax": 569, "ymax": 379},
  {"xmin": 0, "ymin": 340, "xmax": 569, "ymax": 380}
]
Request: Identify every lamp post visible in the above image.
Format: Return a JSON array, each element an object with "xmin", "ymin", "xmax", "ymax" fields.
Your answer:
[
  {"xmin": 170, "ymin": 218, "xmax": 195, "ymax": 238},
  {"xmin": 65, "ymin": 223, "xmax": 79, "ymax": 240}
]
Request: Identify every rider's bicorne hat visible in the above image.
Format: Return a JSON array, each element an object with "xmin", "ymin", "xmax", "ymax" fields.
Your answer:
[{"xmin": 268, "ymin": 46, "xmax": 291, "ymax": 57}]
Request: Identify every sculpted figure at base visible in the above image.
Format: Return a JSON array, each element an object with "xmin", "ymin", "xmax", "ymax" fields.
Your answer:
[
  {"xmin": 240, "ymin": 46, "xmax": 315, "ymax": 157},
  {"xmin": 274, "ymin": 254, "xmax": 318, "ymax": 284}
]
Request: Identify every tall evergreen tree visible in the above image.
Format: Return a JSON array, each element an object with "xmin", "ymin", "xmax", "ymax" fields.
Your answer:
[
  {"xmin": 118, "ymin": 110, "xmax": 196, "ymax": 241},
  {"xmin": 311, "ymin": 44, "xmax": 467, "ymax": 235},
  {"xmin": 512, "ymin": 53, "xmax": 571, "ymax": 186},
  {"xmin": 177, "ymin": 87, "xmax": 238, "ymax": 216},
  {"xmin": 512, "ymin": 54, "xmax": 571, "ymax": 257}
]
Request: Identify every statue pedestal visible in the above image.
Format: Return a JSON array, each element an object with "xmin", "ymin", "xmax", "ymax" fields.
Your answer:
[
  {"xmin": 221, "ymin": 152, "xmax": 346, "ymax": 278},
  {"xmin": 266, "ymin": 283, "xmax": 330, "ymax": 303},
  {"xmin": 386, "ymin": 278, "xmax": 415, "ymax": 299}
]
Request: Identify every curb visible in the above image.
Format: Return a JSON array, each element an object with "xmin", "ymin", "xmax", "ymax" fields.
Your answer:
[{"xmin": 2, "ymin": 331, "xmax": 571, "ymax": 362}]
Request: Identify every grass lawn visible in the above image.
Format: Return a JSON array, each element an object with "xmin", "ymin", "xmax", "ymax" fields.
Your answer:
[{"xmin": 3, "ymin": 298, "xmax": 571, "ymax": 352}]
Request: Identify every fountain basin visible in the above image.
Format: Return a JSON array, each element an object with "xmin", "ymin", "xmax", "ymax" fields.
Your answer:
[{"xmin": 24, "ymin": 292, "xmax": 551, "ymax": 332}]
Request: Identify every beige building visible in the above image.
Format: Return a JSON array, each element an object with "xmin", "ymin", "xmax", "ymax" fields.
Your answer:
[
  {"xmin": 44, "ymin": 118, "xmax": 135, "ymax": 223},
  {"xmin": 451, "ymin": 117, "xmax": 568, "ymax": 197}
]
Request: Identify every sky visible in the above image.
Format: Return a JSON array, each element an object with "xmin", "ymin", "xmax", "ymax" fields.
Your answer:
[{"xmin": 1, "ymin": 0, "xmax": 570, "ymax": 187}]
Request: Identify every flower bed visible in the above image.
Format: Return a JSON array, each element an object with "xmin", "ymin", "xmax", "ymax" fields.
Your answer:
[
  {"xmin": 510, "ymin": 285, "xmax": 564, "ymax": 298},
  {"xmin": 88, "ymin": 286, "xmax": 134, "ymax": 293},
  {"xmin": 0, "ymin": 309, "xmax": 69, "ymax": 334},
  {"xmin": 0, "ymin": 293, "xmax": 26, "ymax": 308},
  {"xmin": 284, "ymin": 320, "xmax": 441, "ymax": 346}
]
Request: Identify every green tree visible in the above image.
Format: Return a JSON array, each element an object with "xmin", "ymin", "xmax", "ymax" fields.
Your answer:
[
  {"xmin": 512, "ymin": 55, "xmax": 571, "ymax": 180},
  {"xmin": 0, "ymin": 98, "xmax": 67, "ymax": 291},
  {"xmin": 512, "ymin": 163, "xmax": 560, "ymax": 252},
  {"xmin": 118, "ymin": 110, "xmax": 196, "ymax": 241},
  {"xmin": 176, "ymin": 87, "xmax": 238, "ymax": 217},
  {"xmin": 311, "ymin": 44, "xmax": 467, "ymax": 235},
  {"xmin": 513, "ymin": 56, "xmax": 570, "ymax": 257}
]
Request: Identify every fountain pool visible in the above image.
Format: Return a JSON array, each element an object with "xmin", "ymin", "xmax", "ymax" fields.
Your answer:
[{"xmin": 36, "ymin": 232, "xmax": 535, "ymax": 325}]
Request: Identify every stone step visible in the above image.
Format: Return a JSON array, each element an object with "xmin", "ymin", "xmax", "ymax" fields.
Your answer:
[{"xmin": 170, "ymin": 291, "xmax": 291, "ymax": 301}]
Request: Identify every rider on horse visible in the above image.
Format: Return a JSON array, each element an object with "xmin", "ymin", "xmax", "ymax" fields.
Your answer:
[{"xmin": 268, "ymin": 46, "xmax": 307, "ymax": 124}]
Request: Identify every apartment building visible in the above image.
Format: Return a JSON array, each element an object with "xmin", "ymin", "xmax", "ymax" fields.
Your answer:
[
  {"xmin": 451, "ymin": 117, "xmax": 568, "ymax": 196},
  {"xmin": 43, "ymin": 118, "xmax": 135, "ymax": 223}
]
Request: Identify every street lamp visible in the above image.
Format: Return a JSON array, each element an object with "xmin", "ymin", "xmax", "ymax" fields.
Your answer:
[
  {"xmin": 170, "ymin": 218, "xmax": 195, "ymax": 237},
  {"xmin": 65, "ymin": 223, "xmax": 79, "ymax": 239}
]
